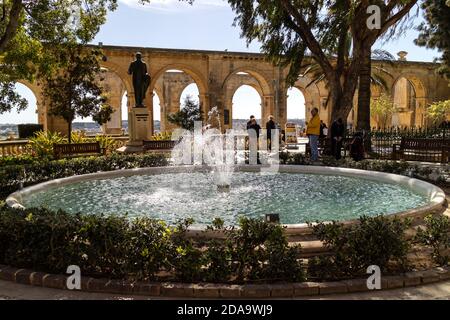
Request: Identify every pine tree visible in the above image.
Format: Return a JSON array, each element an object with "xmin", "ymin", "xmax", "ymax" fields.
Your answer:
[
  {"xmin": 415, "ymin": 0, "xmax": 450, "ymax": 80},
  {"xmin": 167, "ymin": 95, "xmax": 202, "ymax": 131}
]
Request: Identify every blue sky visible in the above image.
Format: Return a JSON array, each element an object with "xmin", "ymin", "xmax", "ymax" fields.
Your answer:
[{"xmin": 0, "ymin": 0, "xmax": 439, "ymax": 124}]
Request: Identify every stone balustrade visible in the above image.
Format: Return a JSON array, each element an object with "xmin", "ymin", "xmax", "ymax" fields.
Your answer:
[
  {"xmin": 0, "ymin": 140, "xmax": 33, "ymax": 157},
  {"xmin": 0, "ymin": 136, "xmax": 130, "ymax": 157}
]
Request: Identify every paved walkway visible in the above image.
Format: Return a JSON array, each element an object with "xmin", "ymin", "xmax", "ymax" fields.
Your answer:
[{"xmin": 1, "ymin": 279, "xmax": 449, "ymax": 300}]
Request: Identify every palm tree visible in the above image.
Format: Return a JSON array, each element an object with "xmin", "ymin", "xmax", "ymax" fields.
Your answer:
[{"xmin": 357, "ymin": 49, "xmax": 396, "ymax": 130}]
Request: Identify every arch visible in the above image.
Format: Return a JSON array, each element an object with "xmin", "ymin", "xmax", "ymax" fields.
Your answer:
[
  {"xmin": 288, "ymin": 77, "xmax": 322, "ymax": 126},
  {"xmin": 391, "ymin": 75, "xmax": 427, "ymax": 127},
  {"xmin": 286, "ymin": 87, "xmax": 306, "ymax": 120},
  {"xmin": 150, "ymin": 64, "xmax": 207, "ymax": 99},
  {"xmin": 0, "ymin": 82, "xmax": 39, "ymax": 127},
  {"xmin": 98, "ymin": 68, "xmax": 127, "ymax": 134},
  {"xmin": 222, "ymin": 67, "xmax": 272, "ymax": 129},
  {"xmin": 99, "ymin": 61, "xmax": 132, "ymax": 94},
  {"xmin": 179, "ymin": 83, "xmax": 200, "ymax": 108},
  {"xmin": 222, "ymin": 66, "xmax": 272, "ymax": 96},
  {"xmin": 153, "ymin": 91, "xmax": 162, "ymax": 133},
  {"xmin": 150, "ymin": 64, "xmax": 207, "ymax": 132},
  {"xmin": 391, "ymin": 74, "xmax": 426, "ymax": 99},
  {"xmin": 231, "ymin": 85, "xmax": 262, "ymax": 129}
]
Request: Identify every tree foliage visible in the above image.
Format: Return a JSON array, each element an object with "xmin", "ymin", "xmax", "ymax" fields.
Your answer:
[
  {"xmin": 415, "ymin": 0, "xmax": 450, "ymax": 80},
  {"xmin": 224, "ymin": 0, "xmax": 417, "ymax": 127},
  {"xmin": 42, "ymin": 45, "xmax": 113, "ymax": 142},
  {"xmin": 0, "ymin": 0, "xmax": 117, "ymax": 113},
  {"xmin": 426, "ymin": 100, "xmax": 450, "ymax": 125},
  {"xmin": 167, "ymin": 95, "xmax": 202, "ymax": 131},
  {"xmin": 370, "ymin": 93, "xmax": 398, "ymax": 128}
]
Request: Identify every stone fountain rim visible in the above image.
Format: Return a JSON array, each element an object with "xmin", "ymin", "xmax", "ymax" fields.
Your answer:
[{"xmin": 6, "ymin": 164, "xmax": 446, "ymax": 235}]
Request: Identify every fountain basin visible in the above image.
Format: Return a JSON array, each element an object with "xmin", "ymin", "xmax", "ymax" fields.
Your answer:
[{"xmin": 6, "ymin": 165, "xmax": 446, "ymax": 236}]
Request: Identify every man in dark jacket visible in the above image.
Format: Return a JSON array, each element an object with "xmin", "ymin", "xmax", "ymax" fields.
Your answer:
[
  {"xmin": 247, "ymin": 118, "xmax": 261, "ymax": 164},
  {"xmin": 266, "ymin": 115, "xmax": 276, "ymax": 150},
  {"xmin": 246, "ymin": 115, "xmax": 255, "ymax": 130},
  {"xmin": 330, "ymin": 118, "xmax": 345, "ymax": 160}
]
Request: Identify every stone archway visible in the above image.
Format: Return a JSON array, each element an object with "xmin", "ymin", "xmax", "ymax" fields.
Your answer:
[
  {"xmin": 99, "ymin": 68, "xmax": 127, "ymax": 134},
  {"xmin": 150, "ymin": 65, "xmax": 208, "ymax": 131},
  {"xmin": 222, "ymin": 67, "xmax": 273, "ymax": 129},
  {"xmin": 391, "ymin": 74, "xmax": 427, "ymax": 127},
  {"xmin": 281, "ymin": 77, "xmax": 322, "ymax": 128},
  {"xmin": 15, "ymin": 80, "xmax": 43, "ymax": 126}
]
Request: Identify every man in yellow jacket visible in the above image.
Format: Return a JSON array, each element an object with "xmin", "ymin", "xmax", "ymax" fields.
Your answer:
[{"xmin": 306, "ymin": 107, "xmax": 320, "ymax": 161}]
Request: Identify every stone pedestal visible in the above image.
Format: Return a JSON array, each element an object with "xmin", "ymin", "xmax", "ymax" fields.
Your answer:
[{"xmin": 117, "ymin": 108, "xmax": 152, "ymax": 153}]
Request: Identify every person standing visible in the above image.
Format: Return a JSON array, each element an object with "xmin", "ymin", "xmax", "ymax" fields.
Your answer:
[
  {"xmin": 248, "ymin": 118, "xmax": 261, "ymax": 164},
  {"xmin": 306, "ymin": 108, "xmax": 320, "ymax": 162},
  {"xmin": 330, "ymin": 118, "xmax": 345, "ymax": 160},
  {"xmin": 246, "ymin": 115, "xmax": 255, "ymax": 130},
  {"xmin": 319, "ymin": 120, "xmax": 328, "ymax": 139},
  {"xmin": 266, "ymin": 115, "xmax": 276, "ymax": 150}
]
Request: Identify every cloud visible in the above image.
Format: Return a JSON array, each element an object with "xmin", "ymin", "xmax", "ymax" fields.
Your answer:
[{"xmin": 118, "ymin": 0, "xmax": 227, "ymax": 12}]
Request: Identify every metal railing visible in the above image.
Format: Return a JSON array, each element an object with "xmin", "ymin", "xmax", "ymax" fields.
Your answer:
[{"xmin": 346, "ymin": 126, "xmax": 449, "ymax": 162}]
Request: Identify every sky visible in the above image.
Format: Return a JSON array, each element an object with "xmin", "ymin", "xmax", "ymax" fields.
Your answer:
[{"xmin": 0, "ymin": 0, "xmax": 440, "ymax": 125}]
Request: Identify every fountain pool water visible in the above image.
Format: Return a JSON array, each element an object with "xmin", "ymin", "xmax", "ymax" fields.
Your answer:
[{"xmin": 16, "ymin": 167, "xmax": 436, "ymax": 226}]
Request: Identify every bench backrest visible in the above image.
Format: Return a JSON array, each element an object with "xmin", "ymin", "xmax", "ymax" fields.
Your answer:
[
  {"xmin": 400, "ymin": 138, "xmax": 449, "ymax": 151},
  {"xmin": 143, "ymin": 140, "xmax": 177, "ymax": 150},
  {"xmin": 53, "ymin": 142, "xmax": 102, "ymax": 159}
]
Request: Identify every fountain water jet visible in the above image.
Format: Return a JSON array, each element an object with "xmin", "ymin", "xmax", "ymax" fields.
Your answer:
[{"xmin": 171, "ymin": 106, "xmax": 235, "ymax": 191}]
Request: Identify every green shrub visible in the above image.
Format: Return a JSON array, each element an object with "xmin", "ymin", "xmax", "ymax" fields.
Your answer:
[
  {"xmin": 229, "ymin": 217, "xmax": 305, "ymax": 282},
  {"xmin": 94, "ymin": 135, "xmax": 116, "ymax": 154},
  {"xmin": 0, "ymin": 153, "xmax": 169, "ymax": 198},
  {"xmin": 70, "ymin": 131, "xmax": 89, "ymax": 144},
  {"xmin": 0, "ymin": 154, "xmax": 37, "ymax": 167},
  {"xmin": 28, "ymin": 131, "xmax": 66, "ymax": 158},
  {"xmin": 17, "ymin": 124, "xmax": 44, "ymax": 139},
  {"xmin": 307, "ymin": 215, "xmax": 411, "ymax": 280},
  {"xmin": 0, "ymin": 206, "xmax": 305, "ymax": 283},
  {"xmin": 415, "ymin": 214, "xmax": 450, "ymax": 266},
  {"xmin": 152, "ymin": 131, "xmax": 173, "ymax": 141}
]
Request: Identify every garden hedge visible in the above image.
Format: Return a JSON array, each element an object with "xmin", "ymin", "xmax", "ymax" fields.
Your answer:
[{"xmin": 0, "ymin": 153, "xmax": 169, "ymax": 198}]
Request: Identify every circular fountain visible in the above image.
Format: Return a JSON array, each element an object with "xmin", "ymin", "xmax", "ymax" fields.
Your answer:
[
  {"xmin": 6, "ymin": 108, "xmax": 446, "ymax": 231},
  {"xmin": 6, "ymin": 165, "xmax": 446, "ymax": 229}
]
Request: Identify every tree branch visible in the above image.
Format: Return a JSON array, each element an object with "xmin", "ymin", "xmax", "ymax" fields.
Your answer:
[
  {"xmin": 279, "ymin": 0, "xmax": 334, "ymax": 77},
  {"xmin": 0, "ymin": 0, "xmax": 23, "ymax": 54},
  {"xmin": 377, "ymin": 0, "xmax": 418, "ymax": 38}
]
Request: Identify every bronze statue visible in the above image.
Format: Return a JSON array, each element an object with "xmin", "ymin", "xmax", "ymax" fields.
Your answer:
[{"xmin": 128, "ymin": 52, "xmax": 151, "ymax": 107}]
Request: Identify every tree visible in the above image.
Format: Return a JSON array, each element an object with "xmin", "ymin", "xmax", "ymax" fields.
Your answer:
[
  {"xmin": 167, "ymin": 95, "xmax": 202, "ymax": 131},
  {"xmin": 220, "ymin": 1, "xmax": 417, "ymax": 132},
  {"xmin": 426, "ymin": 100, "xmax": 450, "ymax": 126},
  {"xmin": 0, "ymin": 0, "xmax": 117, "ymax": 113},
  {"xmin": 42, "ymin": 45, "xmax": 113, "ymax": 142},
  {"xmin": 370, "ymin": 93, "xmax": 398, "ymax": 128},
  {"xmin": 415, "ymin": 0, "xmax": 450, "ymax": 81}
]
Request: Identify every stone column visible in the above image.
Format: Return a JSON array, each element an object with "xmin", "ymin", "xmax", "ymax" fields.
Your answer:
[
  {"xmin": 262, "ymin": 95, "xmax": 275, "ymax": 127},
  {"xmin": 198, "ymin": 92, "xmax": 210, "ymax": 125},
  {"xmin": 415, "ymin": 97, "xmax": 428, "ymax": 127}
]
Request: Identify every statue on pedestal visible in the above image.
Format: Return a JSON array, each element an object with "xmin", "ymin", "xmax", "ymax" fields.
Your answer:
[{"xmin": 128, "ymin": 52, "xmax": 151, "ymax": 107}]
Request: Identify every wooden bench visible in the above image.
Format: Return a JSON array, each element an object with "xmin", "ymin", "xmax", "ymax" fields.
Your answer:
[
  {"xmin": 143, "ymin": 140, "xmax": 177, "ymax": 152},
  {"xmin": 53, "ymin": 142, "xmax": 105, "ymax": 159},
  {"xmin": 392, "ymin": 138, "xmax": 449, "ymax": 163}
]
